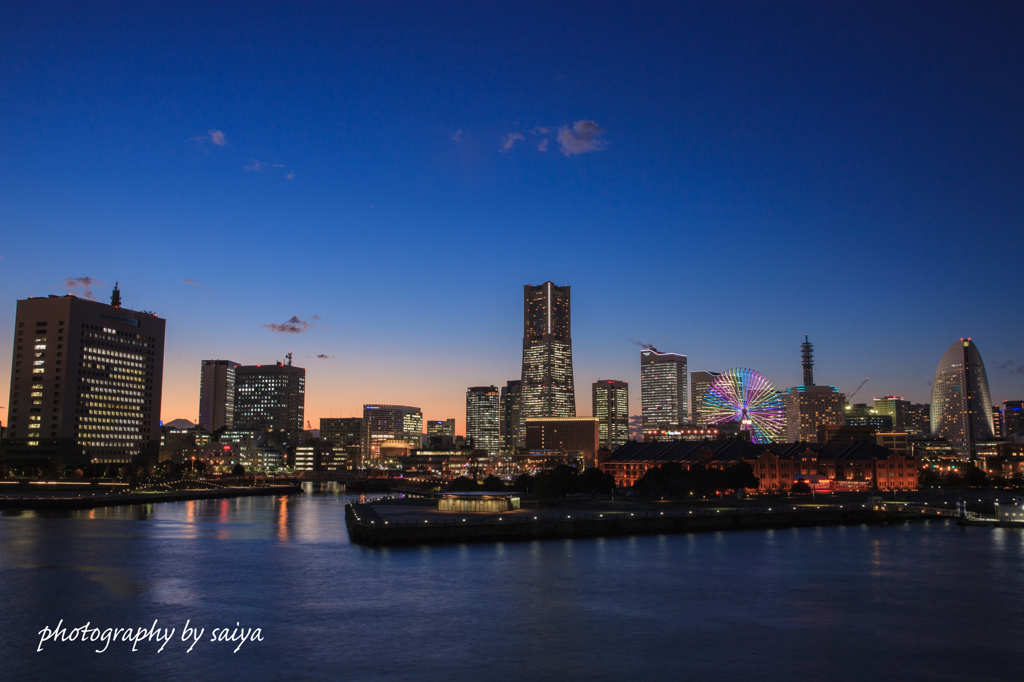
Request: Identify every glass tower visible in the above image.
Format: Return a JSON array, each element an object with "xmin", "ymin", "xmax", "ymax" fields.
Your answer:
[
  {"xmin": 466, "ymin": 386, "xmax": 500, "ymax": 456},
  {"xmin": 930, "ymin": 338, "xmax": 994, "ymax": 460},
  {"xmin": 499, "ymin": 380, "xmax": 523, "ymax": 453},
  {"xmin": 640, "ymin": 349, "xmax": 687, "ymax": 436},
  {"xmin": 592, "ymin": 380, "xmax": 629, "ymax": 450},
  {"xmin": 520, "ymin": 282, "xmax": 576, "ymax": 418},
  {"xmin": 690, "ymin": 370, "xmax": 721, "ymax": 426}
]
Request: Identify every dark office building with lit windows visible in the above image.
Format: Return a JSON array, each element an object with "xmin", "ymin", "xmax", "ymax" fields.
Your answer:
[
  {"xmin": 520, "ymin": 282, "xmax": 576, "ymax": 419},
  {"xmin": 3, "ymin": 286, "xmax": 165, "ymax": 466},
  {"xmin": 234, "ymin": 361, "xmax": 306, "ymax": 443}
]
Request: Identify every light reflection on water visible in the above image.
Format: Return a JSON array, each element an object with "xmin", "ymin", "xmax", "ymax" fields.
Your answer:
[{"xmin": 1, "ymin": 489, "xmax": 1023, "ymax": 682}]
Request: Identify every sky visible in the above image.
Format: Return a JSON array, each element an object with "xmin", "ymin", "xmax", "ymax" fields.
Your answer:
[{"xmin": 2, "ymin": 1, "xmax": 1023, "ymax": 434}]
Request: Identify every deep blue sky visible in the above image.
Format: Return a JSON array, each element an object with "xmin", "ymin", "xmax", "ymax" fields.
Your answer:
[{"xmin": 2, "ymin": 1, "xmax": 1022, "ymax": 429}]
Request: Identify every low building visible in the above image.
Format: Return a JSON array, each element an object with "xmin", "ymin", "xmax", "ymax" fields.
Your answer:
[
  {"xmin": 601, "ymin": 438, "xmax": 918, "ymax": 492},
  {"xmin": 438, "ymin": 491, "xmax": 521, "ymax": 513},
  {"xmin": 524, "ymin": 417, "xmax": 599, "ymax": 467}
]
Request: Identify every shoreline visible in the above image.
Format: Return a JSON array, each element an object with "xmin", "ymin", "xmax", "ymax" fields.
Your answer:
[{"xmin": 0, "ymin": 485, "xmax": 303, "ymax": 511}]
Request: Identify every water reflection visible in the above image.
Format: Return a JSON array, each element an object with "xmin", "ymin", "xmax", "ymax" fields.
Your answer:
[{"xmin": 2, "ymin": 494, "xmax": 1024, "ymax": 682}]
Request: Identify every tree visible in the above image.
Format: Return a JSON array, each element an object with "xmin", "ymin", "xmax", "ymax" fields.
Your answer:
[
  {"xmin": 513, "ymin": 473, "xmax": 536, "ymax": 494},
  {"xmin": 534, "ymin": 465, "xmax": 578, "ymax": 501},
  {"xmin": 723, "ymin": 461, "xmax": 759, "ymax": 491},
  {"xmin": 482, "ymin": 475, "xmax": 506, "ymax": 492},
  {"xmin": 964, "ymin": 465, "xmax": 988, "ymax": 488},
  {"xmin": 447, "ymin": 476, "xmax": 478, "ymax": 492},
  {"xmin": 231, "ymin": 463, "xmax": 246, "ymax": 476},
  {"xmin": 579, "ymin": 467, "xmax": 616, "ymax": 495}
]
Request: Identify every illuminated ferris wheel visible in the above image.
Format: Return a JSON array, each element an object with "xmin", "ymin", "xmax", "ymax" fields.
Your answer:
[{"xmin": 702, "ymin": 368, "xmax": 784, "ymax": 444}]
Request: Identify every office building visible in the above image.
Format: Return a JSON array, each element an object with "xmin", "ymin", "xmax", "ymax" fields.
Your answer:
[
  {"xmin": 641, "ymin": 349, "xmax": 688, "ymax": 436},
  {"xmin": 466, "ymin": 386, "xmax": 500, "ymax": 456},
  {"xmin": 783, "ymin": 385, "xmax": 845, "ymax": 443},
  {"xmin": 905, "ymin": 403, "xmax": 930, "ymax": 434},
  {"xmin": 426, "ymin": 419, "xmax": 455, "ymax": 437},
  {"xmin": 690, "ymin": 370, "xmax": 721, "ymax": 426},
  {"xmin": 234, "ymin": 358, "xmax": 305, "ymax": 442},
  {"xmin": 4, "ymin": 285, "xmax": 165, "ymax": 465},
  {"xmin": 320, "ymin": 417, "xmax": 369, "ymax": 463},
  {"xmin": 592, "ymin": 380, "xmax": 629, "ymax": 450},
  {"xmin": 364, "ymin": 404, "xmax": 423, "ymax": 459},
  {"xmin": 524, "ymin": 417, "xmax": 600, "ymax": 467},
  {"xmin": 520, "ymin": 282, "xmax": 576, "ymax": 418},
  {"xmin": 873, "ymin": 396, "xmax": 910, "ymax": 433},
  {"xmin": 930, "ymin": 338, "xmax": 994, "ymax": 459},
  {"xmin": 499, "ymin": 379, "xmax": 523, "ymax": 453},
  {"xmin": 1003, "ymin": 401, "xmax": 1024, "ymax": 437},
  {"xmin": 198, "ymin": 359, "xmax": 238, "ymax": 431}
]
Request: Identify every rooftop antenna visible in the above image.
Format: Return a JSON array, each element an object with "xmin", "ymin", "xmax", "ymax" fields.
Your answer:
[
  {"xmin": 285, "ymin": 351, "xmax": 293, "ymax": 366},
  {"xmin": 801, "ymin": 334, "xmax": 814, "ymax": 386},
  {"xmin": 110, "ymin": 281, "xmax": 122, "ymax": 308}
]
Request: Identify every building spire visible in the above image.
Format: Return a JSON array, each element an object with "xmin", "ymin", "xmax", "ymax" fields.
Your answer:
[
  {"xmin": 801, "ymin": 334, "xmax": 814, "ymax": 386},
  {"xmin": 111, "ymin": 281, "xmax": 121, "ymax": 307}
]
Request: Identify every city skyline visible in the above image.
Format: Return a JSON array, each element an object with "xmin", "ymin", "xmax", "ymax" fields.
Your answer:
[{"xmin": 2, "ymin": 3, "xmax": 1024, "ymax": 434}]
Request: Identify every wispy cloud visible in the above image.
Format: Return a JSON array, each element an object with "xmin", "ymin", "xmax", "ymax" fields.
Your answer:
[
  {"xmin": 452, "ymin": 130, "xmax": 463, "ymax": 143},
  {"xmin": 65, "ymin": 276, "xmax": 104, "ymax": 301},
  {"xmin": 182, "ymin": 278, "xmax": 204, "ymax": 287},
  {"xmin": 500, "ymin": 132, "xmax": 525, "ymax": 152},
  {"xmin": 538, "ymin": 139, "xmax": 549, "ymax": 152},
  {"xmin": 246, "ymin": 159, "xmax": 295, "ymax": 179},
  {"xmin": 627, "ymin": 338, "xmax": 656, "ymax": 350},
  {"xmin": 999, "ymin": 360, "xmax": 1024, "ymax": 375},
  {"xmin": 192, "ymin": 129, "xmax": 227, "ymax": 146},
  {"xmin": 557, "ymin": 120, "xmax": 607, "ymax": 156},
  {"xmin": 245, "ymin": 159, "xmax": 285, "ymax": 172},
  {"xmin": 531, "ymin": 127, "xmax": 551, "ymax": 135},
  {"xmin": 314, "ymin": 353, "xmax": 334, "ymax": 360},
  {"xmin": 263, "ymin": 315, "xmax": 314, "ymax": 334}
]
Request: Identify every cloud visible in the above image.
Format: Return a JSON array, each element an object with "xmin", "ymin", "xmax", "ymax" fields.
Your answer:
[
  {"xmin": 557, "ymin": 120, "xmax": 607, "ymax": 156},
  {"xmin": 245, "ymin": 159, "xmax": 285, "ymax": 172},
  {"xmin": 182, "ymin": 278, "xmax": 204, "ymax": 287},
  {"xmin": 531, "ymin": 127, "xmax": 551, "ymax": 135},
  {"xmin": 627, "ymin": 338, "xmax": 656, "ymax": 350},
  {"xmin": 500, "ymin": 132, "xmax": 525, "ymax": 152},
  {"xmin": 262, "ymin": 315, "xmax": 314, "ymax": 334},
  {"xmin": 452, "ymin": 130, "xmax": 463, "ymax": 143},
  {"xmin": 192, "ymin": 130, "xmax": 227, "ymax": 146},
  {"xmin": 538, "ymin": 139, "xmax": 549, "ymax": 152},
  {"xmin": 315, "ymin": 353, "xmax": 334, "ymax": 360},
  {"xmin": 286, "ymin": 171, "xmax": 294, "ymax": 180},
  {"xmin": 999, "ymin": 360, "xmax": 1024, "ymax": 375},
  {"xmin": 64, "ymin": 276, "xmax": 104, "ymax": 301}
]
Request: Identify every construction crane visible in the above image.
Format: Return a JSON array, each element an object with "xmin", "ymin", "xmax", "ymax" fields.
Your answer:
[{"xmin": 846, "ymin": 378, "xmax": 869, "ymax": 403}]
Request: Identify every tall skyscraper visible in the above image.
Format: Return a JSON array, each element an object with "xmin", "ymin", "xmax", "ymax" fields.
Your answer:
[
  {"xmin": 499, "ymin": 379, "xmax": 522, "ymax": 453},
  {"xmin": 690, "ymin": 370, "xmax": 721, "ymax": 426},
  {"xmin": 592, "ymin": 380, "xmax": 629, "ymax": 450},
  {"xmin": 4, "ymin": 285, "xmax": 165, "ymax": 465},
  {"xmin": 783, "ymin": 385, "xmax": 846, "ymax": 443},
  {"xmin": 641, "ymin": 349, "xmax": 687, "ymax": 437},
  {"xmin": 234, "ymin": 359, "xmax": 306, "ymax": 442},
  {"xmin": 930, "ymin": 338, "xmax": 994, "ymax": 460},
  {"xmin": 466, "ymin": 386, "xmax": 500, "ymax": 456},
  {"xmin": 520, "ymin": 282, "xmax": 576, "ymax": 418},
  {"xmin": 198, "ymin": 359, "xmax": 238, "ymax": 431},
  {"xmin": 426, "ymin": 419, "xmax": 455, "ymax": 437}
]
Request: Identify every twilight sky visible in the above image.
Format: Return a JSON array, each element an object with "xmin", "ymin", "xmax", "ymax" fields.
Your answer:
[{"xmin": 2, "ymin": 1, "xmax": 1023, "ymax": 433}]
